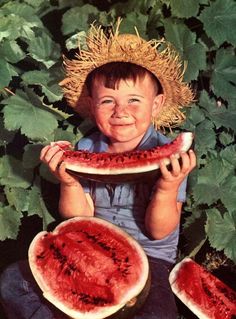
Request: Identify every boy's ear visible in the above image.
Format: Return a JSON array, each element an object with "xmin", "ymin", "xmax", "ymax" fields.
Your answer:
[{"xmin": 152, "ymin": 94, "xmax": 165, "ymax": 117}]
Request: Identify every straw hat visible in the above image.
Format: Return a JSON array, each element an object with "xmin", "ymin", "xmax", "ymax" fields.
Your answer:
[{"xmin": 60, "ymin": 19, "xmax": 194, "ymax": 129}]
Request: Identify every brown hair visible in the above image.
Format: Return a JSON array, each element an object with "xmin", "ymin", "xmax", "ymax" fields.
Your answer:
[{"xmin": 85, "ymin": 62, "xmax": 163, "ymax": 96}]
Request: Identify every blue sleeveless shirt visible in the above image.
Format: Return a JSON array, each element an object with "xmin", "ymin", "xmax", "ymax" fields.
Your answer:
[{"xmin": 76, "ymin": 125, "xmax": 187, "ymax": 263}]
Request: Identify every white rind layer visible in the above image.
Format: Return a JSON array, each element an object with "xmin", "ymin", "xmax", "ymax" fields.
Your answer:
[
  {"xmin": 169, "ymin": 257, "xmax": 210, "ymax": 319},
  {"xmin": 65, "ymin": 132, "xmax": 194, "ymax": 175}
]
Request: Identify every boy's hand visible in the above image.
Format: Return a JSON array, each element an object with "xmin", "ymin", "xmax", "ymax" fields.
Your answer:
[
  {"xmin": 40, "ymin": 141, "xmax": 79, "ymax": 186},
  {"xmin": 156, "ymin": 150, "xmax": 196, "ymax": 193}
]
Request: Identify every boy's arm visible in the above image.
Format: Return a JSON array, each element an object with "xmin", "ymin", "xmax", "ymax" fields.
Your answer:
[
  {"xmin": 40, "ymin": 142, "xmax": 94, "ymax": 219},
  {"xmin": 59, "ymin": 182, "xmax": 94, "ymax": 219},
  {"xmin": 145, "ymin": 150, "xmax": 196, "ymax": 240}
]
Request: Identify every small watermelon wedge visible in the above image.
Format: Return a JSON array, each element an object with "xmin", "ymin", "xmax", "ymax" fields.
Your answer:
[{"xmin": 169, "ymin": 257, "xmax": 236, "ymax": 319}]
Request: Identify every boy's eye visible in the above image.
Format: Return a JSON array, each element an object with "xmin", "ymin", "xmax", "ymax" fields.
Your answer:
[
  {"xmin": 100, "ymin": 99, "xmax": 114, "ymax": 105},
  {"xmin": 128, "ymin": 98, "xmax": 140, "ymax": 103}
]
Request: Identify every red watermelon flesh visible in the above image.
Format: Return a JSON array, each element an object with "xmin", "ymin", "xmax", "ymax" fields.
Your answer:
[
  {"xmin": 62, "ymin": 132, "xmax": 194, "ymax": 175},
  {"xmin": 28, "ymin": 217, "xmax": 149, "ymax": 319},
  {"xmin": 169, "ymin": 257, "xmax": 236, "ymax": 319}
]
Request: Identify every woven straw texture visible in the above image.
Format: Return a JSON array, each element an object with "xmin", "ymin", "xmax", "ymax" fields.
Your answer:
[{"xmin": 60, "ymin": 20, "xmax": 194, "ymax": 129}]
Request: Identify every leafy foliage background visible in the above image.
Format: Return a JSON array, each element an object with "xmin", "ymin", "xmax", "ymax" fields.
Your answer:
[{"xmin": 0, "ymin": 0, "xmax": 236, "ymax": 270}]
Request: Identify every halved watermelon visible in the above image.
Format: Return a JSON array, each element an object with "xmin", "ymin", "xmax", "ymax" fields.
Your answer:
[
  {"xmin": 169, "ymin": 257, "xmax": 236, "ymax": 319},
  {"xmin": 28, "ymin": 217, "xmax": 150, "ymax": 319}
]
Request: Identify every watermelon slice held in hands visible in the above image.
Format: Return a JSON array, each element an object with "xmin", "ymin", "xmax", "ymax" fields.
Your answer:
[
  {"xmin": 169, "ymin": 257, "xmax": 236, "ymax": 319},
  {"xmin": 62, "ymin": 131, "xmax": 194, "ymax": 183},
  {"xmin": 28, "ymin": 217, "xmax": 150, "ymax": 319}
]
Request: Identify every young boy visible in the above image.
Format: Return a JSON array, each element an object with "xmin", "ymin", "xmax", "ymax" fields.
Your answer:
[{"xmin": 0, "ymin": 21, "xmax": 196, "ymax": 319}]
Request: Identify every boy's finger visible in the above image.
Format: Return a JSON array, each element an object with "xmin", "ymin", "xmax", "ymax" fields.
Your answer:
[
  {"xmin": 189, "ymin": 150, "xmax": 197, "ymax": 169},
  {"xmin": 40, "ymin": 145, "xmax": 52, "ymax": 161},
  {"xmin": 159, "ymin": 159, "xmax": 172, "ymax": 177},
  {"xmin": 47, "ymin": 150, "xmax": 64, "ymax": 171},
  {"xmin": 179, "ymin": 152, "xmax": 190, "ymax": 173},
  {"xmin": 169, "ymin": 154, "xmax": 181, "ymax": 176}
]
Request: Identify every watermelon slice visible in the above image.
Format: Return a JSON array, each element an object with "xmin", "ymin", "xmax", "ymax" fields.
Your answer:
[
  {"xmin": 169, "ymin": 257, "xmax": 236, "ymax": 319},
  {"xmin": 62, "ymin": 132, "xmax": 194, "ymax": 183}
]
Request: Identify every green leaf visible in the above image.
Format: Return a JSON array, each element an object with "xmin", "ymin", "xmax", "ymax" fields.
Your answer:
[
  {"xmin": 119, "ymin": 13, "xmax": 148, "ymax": 38},
  {"xmin": 0, "ymin": 40, "xmax": 26, "ymax": 64},
  {"xmin": 65, "ymin": 31, "xmax": 87, "ymax": 51},
  {"xmin": 184, "ymin": 106, "xmax": 206, "ymax": 127},
  {"xmin": 218, "ymin": 131, "xmax": 235, "ymax": 146},
  {"xmin": 0, "ymin": 155, "xmax": 33, "ymax": 188},
  {"xmin": 199, "ymin": 90, "xmax": 236, "ymax": 132},
  {"xmin": 4, "ymin": 187, "xmax": 29, "ymax": 212},
  {"xmin": 206, "ymin": 209, "xmax": 236, "ymax": 262},
  {"xmin": 2, "ymin": 90, "xmax": 58, "ymax": 140},
  {"xmin": 199, "ymin": 0, "xmax": 236, "ymax": 46},
  {"xmin": 28, "ymin": 185, "xmax": 55, "ymax": 229},
  {"xmin": 62, "ymin": 4, "xmax": 100, "ymax": 35},
  {"xmin": 0, "ymin": 205, "xmax": 22, "ymax": 240},
  {"xmin": 164, "ymin": 21, "xmax": 206, "ymax": 81},
  {"xmin": 195, "ymin": 119, "xmax": 216, "ymax": 154},
  {"xmin": 0, "ymin": 14, "xmax": 37, "ymax": 41},
  {"xmin": 170, "ymin": 0, "xmax": 200, "ymax": 18},
  {"xmin": 27, "ymin": 33, "xmax": 60, "ymax": 68},
  {"xmin": 193, "ymin": 158, "xmax": 233, "ymax": 205},
  {"xmin": 0, "ymin": 59, "xmax": 18, "ymax": 88},
  {"xmin": 220, "ymin": 145, "xmax": 236, "ymax": 166},
  {"xmin": 22, "ymin": 70, "xmax": 63, "ymax": 102},
  {"xmin": 211, "ymin": 48, "xmax": 236, "ymax": 100},
  {"xmin": 54, "ymin": 128, "xmax": 78, "ymax": 144},
  {"xmin": 23, "ymin": 143, "xmax": 43, "ymax": 169},
  {"xmin": 221, "ymin": 176, "xmax": 236, "ymax": 212},
  {"xmin": 0, "ymin": 117, "xmax": 15, "ymax": 146},
  {"xmin": 1, "ymin": 2, "xmax": 41, "ymax": 25}
]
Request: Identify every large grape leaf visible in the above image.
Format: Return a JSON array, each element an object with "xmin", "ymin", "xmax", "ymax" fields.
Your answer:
[
  {"xmin": 0, "ymin": 155, "xmax": 33, "ymax": 189},
  {"xmin": 0, "ymin": 205, "xmax": 22, "ymax": 240},
  {"xmin": 0, "ymin": 118, "xmax": 15, "ymax": 146},
  {"xmin": 2, "ymin": 89, "xmax": 58, "ymax": 140},
  {"xmin": 65, "ymin": 31, "xmax": 87, "ymax": 51},
  {"xmin": 62, "ymin": 4, "xmax": 101, "ymax": 35},
  {"xmin": 206, "ymin": 209, "xmax": 236, "ymax": 262},
  {"xmin": 0, "ymin": 14, "xmax": 35, "ymax": 41},
  {"xmin": 118, "ymin": 13, "xmax": 148, "ymax": 38},
  {"xmin": 4, "ymin": 187, "xmax": 29, "ymax": 213},
  {"xmin": 27, "ymin": 33, "xmax": 60, "ymax": 69},
  {"xmin": 218, "ymin": 131, "xmax": 235, "ymax": 147},
  {"xmin": 192, "ymin": 158, "xmax": 234, "ymax": 205},
  {"xmin": 199, "ymin": 90, "xmax": 236, "ymax": 132},
  {"xmin": 23, "ymin": 143, "xmax": 43, "ymax": 169},
  {"xmin": 0, "ymin": 59, "xmax": 18, "ymax": 88},
  {"xmin": 28, "ymin": 185, "xmax": 55, "ymax": 229},
  {"xmin": 0, "ymin": 40, "xmax": 26, "ymax": 64},
  {"xmin": 220, "ymin": 176, "xmax": 236, "ymax": 213},
  {"xmin": 199, "ymin": 0, "xmax": 236, "ymax": 46},
  {"xmin": 169, "ymin": 0, "xmax": 200, "ymax": 18},
  {"xmin": 220, "ymin": 145, "xmax": 236, "ymax": 167},
  {"xmin": 195, "ymin": 119, "xmax": 216, "ymax": 154},
  {"xmin": 211, "ymin": 48, "xmax": 236, "ymax": 101},
  {"xmin": 164, "ymin": 21, "xmax": 206, "ymax": 81},
  {"xmin": 22, "ymin": 70, "xmax": 63, "ymax": 102},
  {"xmin": 1, "ymin": 1, "xmax": 43, "ymax": 27}
]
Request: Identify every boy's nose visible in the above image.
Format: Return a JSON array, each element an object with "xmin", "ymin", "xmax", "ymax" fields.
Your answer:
[{"xmin": 113, "ymin": 103, "xmax": 127, "ymax": 115}]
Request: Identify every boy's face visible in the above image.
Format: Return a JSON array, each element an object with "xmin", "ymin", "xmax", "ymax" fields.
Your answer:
[{"xmin": 90, "ymin": 74, "xmax": 164, "ymax": 151}]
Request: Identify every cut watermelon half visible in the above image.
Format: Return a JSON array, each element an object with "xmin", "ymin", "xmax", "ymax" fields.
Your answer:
[{"xmin": 169, "ymin": 257, "xmax": 236, "ymax": 319}]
